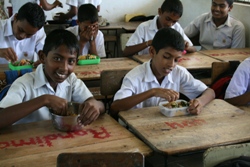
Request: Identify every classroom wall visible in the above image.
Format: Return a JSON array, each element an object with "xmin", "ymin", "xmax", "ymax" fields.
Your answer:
[{"xmin": 179, "ymin": 1, "xmax": 250, "ymax": 47}]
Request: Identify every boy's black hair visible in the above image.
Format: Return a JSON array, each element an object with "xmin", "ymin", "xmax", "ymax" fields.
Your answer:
[
  {"xmin": 78, "ymin": 4, "xmax": 98, "ymax": 23},
  {"xmin": 161, "ymin": 0, "xmax": 183, "ymax": 17},
  {"xmin": 212, "ymin": 0, "xmax": 234, "ymax": 6},
  {"xmin": 43, "ymin": 29, "xmax": 79, "ymax": 57},
  {"xmin": 152, "ymin": 28, "xmax": 185, "ymax": 54},
  {"xmin": 16, "ymin": 2, "xmax": 45, "ymax": 29}
]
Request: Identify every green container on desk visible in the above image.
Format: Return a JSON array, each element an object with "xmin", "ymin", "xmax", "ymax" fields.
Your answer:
[
  {"xmin": 8, "ymin": 62, "xmax": 33, "ymax": 71},
  {"xmin": 77, "ymin": 56, "xmax": 100, "ymax": 65}
]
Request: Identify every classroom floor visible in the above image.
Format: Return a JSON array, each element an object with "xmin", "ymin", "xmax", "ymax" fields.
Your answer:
[{"xmin": 145, "ymin": 151, "xmax": 204, "ymax": 167}]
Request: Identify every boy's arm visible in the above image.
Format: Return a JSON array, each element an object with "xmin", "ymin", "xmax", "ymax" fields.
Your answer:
[
  {"xmin": 225, "ymin": 92, "xmax": 250, "ymax": 106},
  {"xmin": 123, "ymin": 40, "xmax": 151, "ymax": 57},
  {"xmin": 40, "ymin": 0, "xmax": 63, "ymax": 11},
  {"xmin": 0, "ymin": 95, "xmax": 68, "ymax": 129}
]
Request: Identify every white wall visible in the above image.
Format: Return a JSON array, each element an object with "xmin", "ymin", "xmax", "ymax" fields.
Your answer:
[{"xmin": 179, "ymin": 1, "xmax": 250, "ymax": 47}]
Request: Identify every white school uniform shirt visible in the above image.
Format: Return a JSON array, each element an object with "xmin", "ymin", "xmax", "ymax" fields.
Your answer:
[
  {"xmin": 0, "ymin": 64, "xmax": 93, "ymax": 124},
  {"xmin": 113, "ymin": 61, "xmax": 207, "ymax": 109},
  {"xmin": 66, "ymin": 25, "xmax": 106, "ymax": 57},
  {"xmin": 0, "ymin": 15, "xmax": 46, "ymax": 64},
  {"xmin": 66, "ymin": 0, "xmax": 102, "ymax": 20},
  {"xmin": 10, "ymin": 0, "xmax": 39, "ymax": 14},
  {"xmin": 184, "ymin": 12, "xmax": 245, "ymax": 50},
  {"xmin": 225, "ymin": 57, "xmax": 250, "ymax": 103},
  {"xmin": 126, "ymin": 15, "xmax": 193, "ymax": 55}
]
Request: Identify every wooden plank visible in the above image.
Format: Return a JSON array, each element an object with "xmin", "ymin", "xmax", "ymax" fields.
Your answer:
[
  {"xmin": 119, "ymin": 99, "xmax": 250, "ymax": 155},
  {"xmin": 199, "ymin": 48, "xmax": 250, "ymax": 62},
  {"xmin": 0, "ymin": 114, "xmax": 152, "ymax": 167}
]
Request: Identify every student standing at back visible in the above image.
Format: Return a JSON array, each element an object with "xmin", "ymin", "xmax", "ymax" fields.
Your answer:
[
  {"xmin": 184, "ymin": 0, "xmax": 245, "ymax": 50},
  {"xmin": 0, "ymin": 29, "xmax": 105, "ymax": 129},
  {"xmin": 0, "ymin": 2, "xmax": 46, "ymax": 65},
  {"xmin": 224, "ymin": 57, "xmax": 250, "ymax": 106},
  {"xmin": 111, "ymin": 28, "xmax": 215, "ymax": 117},
  {"xmin": 123, "ymin": 0, "xmax": 196, "ymax": 57},
  {"xmin": 66, "ymin": 4, "xmax": 106, "ymax": 58}
]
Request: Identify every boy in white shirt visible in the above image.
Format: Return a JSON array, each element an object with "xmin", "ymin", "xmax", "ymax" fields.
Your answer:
[
  {"xmin": 111, "ymin": 28, "xmax": 215, "ymax": 117},
  {"xmin": 66, "ymin": 4, "xmax": 106, "ymax": 58}
]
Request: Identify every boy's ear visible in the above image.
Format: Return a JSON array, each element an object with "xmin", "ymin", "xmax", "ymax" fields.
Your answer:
[
  {"xmin": 149, "ymin": 46, "xmax": 156, "ymax": 59},
  {"xmin": 38, "ymin": 50, "xmax": 46, "ymax": 64}
]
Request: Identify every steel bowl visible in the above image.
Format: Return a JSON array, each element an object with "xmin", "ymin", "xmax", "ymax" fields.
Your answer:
[{"xmin": 50, "ymin": 102, "xmax": 83, "ymax": 132}]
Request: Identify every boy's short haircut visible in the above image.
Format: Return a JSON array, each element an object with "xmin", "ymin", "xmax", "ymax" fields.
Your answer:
[
  {"xmin": 161, "ymin": 0, "xmax": 183, "ymax": 17},
  {"xmin": 152, "ymin": 28, "xmax": 185, "ymax": 54},
  {"xmin": 16, "ymin": 2, "xmax": 45, "ymax": 29},
  {"xmin": 77, "ymin": 4, "xmax": 98, "ymax": 23},
  {"xmin": 212, "ymin": 0, "xmax": 234, "ymax": 6},
  {"xmin": 43, "ymin": 29, "xmax": 79, "ymax": 57}
]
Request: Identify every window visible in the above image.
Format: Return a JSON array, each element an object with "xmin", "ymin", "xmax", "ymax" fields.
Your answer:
[{"xmin": 235, "ymin": 0, "xmax": 250, "ymax": 4}]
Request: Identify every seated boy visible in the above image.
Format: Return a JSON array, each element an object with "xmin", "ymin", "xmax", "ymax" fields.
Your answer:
[
  {"xmin": 0, "ymin": 2, "xmax": 46, "ymax": 65},
  {"xmin": 0, "ymin": 29, "xmax": 105, "ymax": 129},
  {"xmin": 224, "ymin": 57, "xmax": 250, "ymax": 106},
  {"xmin": 66, "ymin": 4, "xmax": 106, "ymax": 58},
  {"xmin": 184, "ymin": 0, "xmax": 245, "ymax": 50},
  {"xmin": 123, "ymin": 0, "xmax": 196, "ymax": 57},
  {"xmin": 111, "ymin": 28, "xmax": 215, "ymax": 117}
]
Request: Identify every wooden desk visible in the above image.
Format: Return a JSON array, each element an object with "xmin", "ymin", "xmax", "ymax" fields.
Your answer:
[
  {"xmin": 99, "ymin": 21, "xmax": 141, "ymax": 32},
  {"xmin": 119, "ymin": 99, "xmax": 250, "ymax": 157},
  {"xmin": 132, "ymin": 52, "xmax": 220, "ymax": 70},
  {"xmin": 199, "ymin": 48, "xmax": 250, "ymax": 62},
  {"xmin": 74, "ymin": 57, "xmax": 139, "ymax": 81},
  {"xmin": 0, "ymin": 114, "xmax": 152, "ymax": 167}
]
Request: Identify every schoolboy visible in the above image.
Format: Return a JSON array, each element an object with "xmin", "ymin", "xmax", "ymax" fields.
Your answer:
[
  {"xmin": 66, "ymin": 4, "xmax": 106, "ymax": 58},
  {"xmin": 0, "ymin": 29, "xmax": 105, "ymax": 129},
  {"xmin": 184, "ymin": 0, "xmax": 245, "ymax": 50},
  {"xmin": 111, "ymin": 28, "xmax": 215, "ymax": 117},
  {"xmin": 123, "ymin": 0, "xmax": 196, "ymax": 57},
  {"xmin": 0, "ymin": 2, "xmax": 46, "ymax": 65},
  {"xmin": 224, "ymin": 57, "xmax": 250, "ymax": 105}
]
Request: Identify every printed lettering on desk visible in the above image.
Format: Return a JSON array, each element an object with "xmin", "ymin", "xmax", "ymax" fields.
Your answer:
[
  {"xmin": 210, "ymin": 51, "xmax": 250, "ymax": 57},
  {"xmin": 0, "ymin": 127, "xmax": 110, "ymax": 149},
  {"xmin": 165, "ymin": 119, "xmax": 206, "ymax": 129}
]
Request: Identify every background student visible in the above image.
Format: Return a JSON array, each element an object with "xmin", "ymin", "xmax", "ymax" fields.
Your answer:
[
  {"xmin": 123, "ymin": 0, "xmax": 196, "ymax": 57},
  {"xmin": 225, "ymin": 57, "xmax": 250, "ymax": 106},
  {"xmin": 56, "ymin": 0, "xmax": 102, "ymax": 26},
  {"xmin": 0, "ymin": 2, "xmax": 46, "ymax": 65},
  {"xmin": 0, "ymin": 29, "xmax": 105, "ymax": 129},
  {"xmin": 66, "ymin": 4, "xmax": 106, "ymax": 58},
  {"xmin": 184, "ymin": 0, "xmax": 245, "ymax": 50},
  {"xmin": 111, "ymin": 28, "xmax": 214, "ymax": 117}
]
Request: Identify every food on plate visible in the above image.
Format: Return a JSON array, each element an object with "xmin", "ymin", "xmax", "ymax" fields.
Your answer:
[
  {"xmin": 12, "ymin": 59, "xmax": 33, "ymax": 66},
  {"xmin": 78, "ymin": 54, "xmax": 97, "ymax": 60},
  {"xmin": 163, "ymin": 100, "xmax": 189, "ymax": 109}
]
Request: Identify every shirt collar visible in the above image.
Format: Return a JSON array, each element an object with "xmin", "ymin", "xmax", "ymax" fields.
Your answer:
[
  {"xmin": 4, "ymin": 15, "xmax": 15, "ymax": 37},
  {"xmin": 149, "ymin": 15, "xmax": 159, "ymax": 31},
  {"xmin": 34, "ymin": 64, "xmax": 71, "ymax": 90}
]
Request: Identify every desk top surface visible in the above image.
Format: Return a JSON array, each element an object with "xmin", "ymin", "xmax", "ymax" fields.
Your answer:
[
  {"xmin": 119, "ymin": 99, "xmax": 250, "ymax": 155},
  {"xmin": 99, "ymin": 21, "xmax": 141, "ymax": 31},
  {"xmin": 199, "ymin": 48, "xmax": 250, "ymax": 62},
  {"xmin": 74, "ymin": 57, "xmax": 139, "ymax": 80},
  {"xmin": 132, "ymin": 52, "xmax": 220, "ymax": 70},
  {"xmin": 0, "ymin": 114, "xmax": 152, "ymax": 167}
]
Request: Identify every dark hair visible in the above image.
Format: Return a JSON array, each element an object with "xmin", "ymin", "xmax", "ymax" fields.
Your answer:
[
  {"xmin": 152, "ymin": 28, "xmax": 185, "ymax": 54},
  {"xmin": 16, "ymin": 2, "xmax": 45, "ymax": 29},
  {"xmin": 43, "ymin": 29, "xmax": 79, "ymax": 57},
  {"xmin": 78, "ymin": 4, "xmax": 98, "ymax": 23},
  {"xmin": 212, "ymin": 0, "xmax": 234, "ymax": 6},
  {"xmin": 161, "ymin": 0, "xmax": 183, "ymax": 17}
]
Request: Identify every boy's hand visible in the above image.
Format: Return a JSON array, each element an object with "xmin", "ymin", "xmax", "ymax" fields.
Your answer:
[
  {"xmin": 153, "ymin": 88, "xmax": 179, "ymax": 102},
  {"xmin": 46, "ymin": 95, "xmax": 68, "ymax": 116},
  {"xmin": 78, "ymin": 99, "xmax": 101, "ymax": 126},
  {"xmin": 187, "ymin": 99, "xmax": 202, "ymax": 115},
  {"xmin": 0, "ymin": 48, "xmax": 18, "ymax": 62}
]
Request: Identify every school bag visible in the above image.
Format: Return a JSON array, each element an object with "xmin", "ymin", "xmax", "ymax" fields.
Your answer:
[{"xmin": 210, "ymin": 61, "xmax": 240, "ymax": 99}]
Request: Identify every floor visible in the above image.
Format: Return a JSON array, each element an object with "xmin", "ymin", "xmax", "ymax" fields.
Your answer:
[{"xmin": 145, "ymin": 151, "xmax": 204, "ymax": 167}]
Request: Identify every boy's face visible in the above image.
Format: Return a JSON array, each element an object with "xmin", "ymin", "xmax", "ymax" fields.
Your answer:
[
  {"xmin": 158, "ymin": 9, "xmax": 180, "ymax": 29},
  {"xmin": 40, "ymin": 45, "xmax": 77, "ymax": 88},
  {"xmin": 150, "ymin": 46, "xmax": 182, "ymax": 80},
  {"xmin": 12, "ymin": 14, "xmax": 39, "ymax": 40},
  {"xmin": 77, "ymin": 20, "xmax": 98, "ymax": 32},
  {"xmin": 211, "ymin": 0, "xmax": 232, "ymax": 20}
]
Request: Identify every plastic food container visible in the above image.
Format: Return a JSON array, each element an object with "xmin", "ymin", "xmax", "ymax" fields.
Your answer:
[
  {"xmin": 159, "ymin": 100, "xmax": 189, "ymax": 117},
  {"xmin": 8, "ymin": 62, "xmax": 33, "ymax": 71},
  {"xmin": 77, "ymin": 55, "xmax": 100, "ymax": 65}
]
